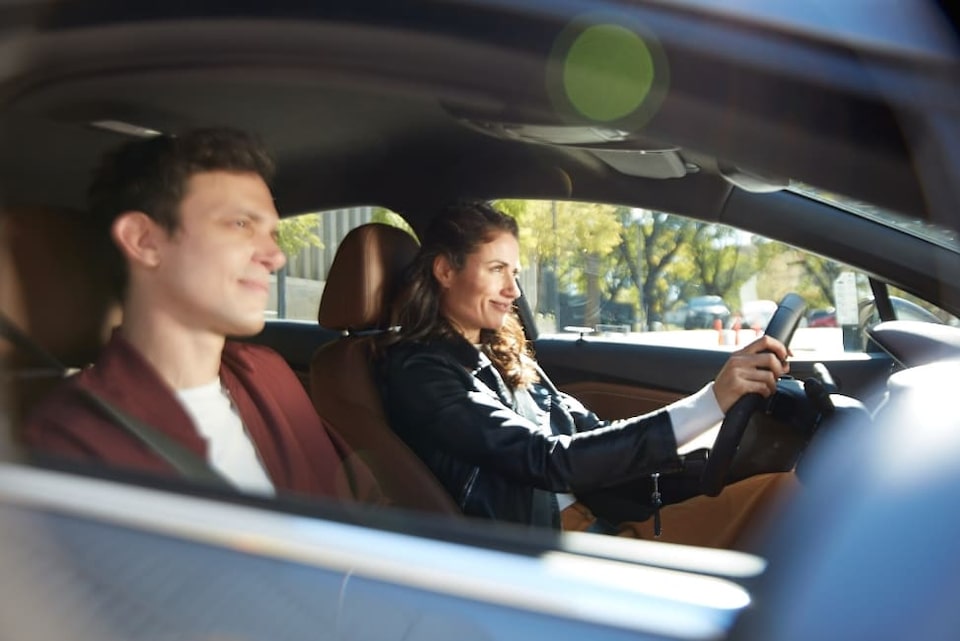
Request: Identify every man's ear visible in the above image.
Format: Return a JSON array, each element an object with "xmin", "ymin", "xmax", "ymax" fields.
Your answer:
[
  {"xmin": 432, "ymin": 254, "xmax": 455, "ymax": 288},
  {"xmin": 112, "ymin": 212, "xmax": 164, "ymax": 268}
]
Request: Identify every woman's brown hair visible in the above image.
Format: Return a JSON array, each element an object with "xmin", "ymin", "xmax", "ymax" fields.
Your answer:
[{"xmin": 382, "ymin": 202, "xmax": 538, "ymax": 389}]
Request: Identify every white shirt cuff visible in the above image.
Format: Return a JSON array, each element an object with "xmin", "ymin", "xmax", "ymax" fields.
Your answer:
[{"xmin": 666, "ymin": 382, "xmax": 724, "ymax": 447}]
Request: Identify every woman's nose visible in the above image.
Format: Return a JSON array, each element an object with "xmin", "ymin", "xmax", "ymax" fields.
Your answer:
[{"xmin": 504, "ymin": 276, "xmax": 520, "ymax": 299}]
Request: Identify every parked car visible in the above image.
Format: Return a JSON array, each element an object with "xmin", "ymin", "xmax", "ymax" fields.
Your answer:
[
  {"xmin": 739, "ymin": 299, "xmax": 778, "ymax": 332},
  {"xmin": 2, "ymin": 2, "xmax": 959, "ymax": 641},
  {"xmin": 807, "ymin": 308, "xmax": 838, "ymax": 328},
  {"xmin": 683, "ymin": 295, "xmax": 731, "ymax": 329}
]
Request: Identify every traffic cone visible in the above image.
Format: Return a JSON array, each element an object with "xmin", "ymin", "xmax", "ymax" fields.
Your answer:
[
  {"xmin": 714, "ymin": 317, "xmax": 723, "ymax": 344},
  {"xmin": 733, "ymin": 317, "xmax": 742, "ymax": 345}
]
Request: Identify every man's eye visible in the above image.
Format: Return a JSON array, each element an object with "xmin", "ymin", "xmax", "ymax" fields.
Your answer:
[{"xmin": 235, "ymin": 219, "xmax": 249, "ymax": 229}]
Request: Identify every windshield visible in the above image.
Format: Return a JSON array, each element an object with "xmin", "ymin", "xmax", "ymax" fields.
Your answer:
[{"xmin": 789, "ymin": 183, "xmax": 960, "ymax": 253}]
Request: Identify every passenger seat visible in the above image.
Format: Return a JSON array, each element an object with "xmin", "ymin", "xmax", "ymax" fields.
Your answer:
[
  {"xmin": 1, "ymin": 206, "xmax": 120, "ymax": 432},
  {"xmin": 310, "ymin": 223, "xmax": 459, "ymax": 515}
]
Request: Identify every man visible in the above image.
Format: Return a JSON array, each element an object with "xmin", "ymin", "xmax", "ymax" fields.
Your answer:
[{"xmin": 23, "ymin": 128, "xmax": 379, "ymax": 502}]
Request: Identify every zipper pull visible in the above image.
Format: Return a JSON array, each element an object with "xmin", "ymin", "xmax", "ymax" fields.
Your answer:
[{"xmin": 651, "ymin": 472, "xmax": 662, "ymax": 537}]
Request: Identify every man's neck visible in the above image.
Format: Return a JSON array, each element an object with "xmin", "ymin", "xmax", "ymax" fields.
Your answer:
[{"xmin": 119, "ymin": 307, "xmax": 225, "ymax": 390}]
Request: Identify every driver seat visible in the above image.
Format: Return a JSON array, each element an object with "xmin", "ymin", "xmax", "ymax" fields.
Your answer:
[{"xmin": 309, "ymin": 223, "xmax": 459, "ymax": 515}]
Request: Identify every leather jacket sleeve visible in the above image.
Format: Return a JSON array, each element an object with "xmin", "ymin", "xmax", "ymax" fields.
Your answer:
[{"xmin": 381, "ymin": 342, "xmax": 682, "ymax": 493}]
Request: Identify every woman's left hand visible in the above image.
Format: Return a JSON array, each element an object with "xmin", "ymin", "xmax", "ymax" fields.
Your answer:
[{"xmin": 713, "ymin": 335, "xmax": 791, "ymax": 413}]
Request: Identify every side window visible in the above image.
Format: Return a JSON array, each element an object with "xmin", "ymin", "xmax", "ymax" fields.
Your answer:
[
  {"xmin": 266, "ymin": 207, "xmax": 414, "ymax": 321},
  {"xmin": 859, "ymin": 285, "xmax": 959, "ymax": 342},
  {"xmin": 497, "ymin": 199, "xmax": 949, "ymax": 356}
]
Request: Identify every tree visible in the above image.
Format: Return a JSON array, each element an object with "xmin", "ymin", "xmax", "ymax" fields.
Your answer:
[
  {"xmin": 754, "ymin": 238, "xmax": 839, "ymax": 310},
  {"xmin": 372, "ymin": 208, "xmax": 417, "ymax": 239},
  {"xmin": 680, "ymin": 223, "xmax": 757, "ymax": 312},
  {"xmin": 275, "ymin": 214, "xmax": 323, "ymax": 319},
  {"xmin": 599, "ymin": 209, "xmax": 701, "ymax": 329},
  {"xmin": 635, "ymin": 211, "xmax": 699, "ymax": 328},
  {"xmin": 496, "ymin": 199, "xmax": 622, "ymax": 322},
  {"xmin": 276, "ymin": 213, "xmax": 322, "ymax": 257}
]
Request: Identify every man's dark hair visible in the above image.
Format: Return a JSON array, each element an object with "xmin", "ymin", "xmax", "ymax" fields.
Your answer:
[{"xmin": 88, "ymin": 127, "xmax": 275, "ymax": 297}]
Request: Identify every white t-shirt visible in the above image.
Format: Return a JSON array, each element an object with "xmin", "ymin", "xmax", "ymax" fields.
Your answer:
[{"xmin": 176, "ymin": 379, "xmax": 275, "ymax": 496}]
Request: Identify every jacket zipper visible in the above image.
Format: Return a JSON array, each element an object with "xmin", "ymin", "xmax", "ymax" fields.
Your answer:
[{"xmin": 458, "ymin": 467, "xmax": 479, "ymax": 510}]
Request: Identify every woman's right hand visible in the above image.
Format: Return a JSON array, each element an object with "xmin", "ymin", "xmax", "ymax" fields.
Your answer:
[{"xmin": 712, "ymin": 335, "xmax": 790, "ymax": 414}]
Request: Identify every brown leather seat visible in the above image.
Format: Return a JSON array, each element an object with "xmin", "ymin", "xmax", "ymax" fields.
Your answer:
[
  {"xmin": 310, "ymin": 223, "xmax": 459, "ymax": 515},
  {"xmin": 1, "ymin": 206, "xmax": 120, "ymax": 432}
]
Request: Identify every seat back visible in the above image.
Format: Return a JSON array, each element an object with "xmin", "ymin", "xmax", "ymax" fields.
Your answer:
[
  {"xmin": 310, "ymin": 223, "xmax": 459, "ymax": 514},
  {"xmin": 1, "ymin": 206, "xmax": 120, "ymax": 430}
]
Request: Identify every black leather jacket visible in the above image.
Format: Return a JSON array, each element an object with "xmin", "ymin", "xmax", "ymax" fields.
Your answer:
[{"xmin": 379, "ymin": 336, "xmax": 681, "ymax": 528}]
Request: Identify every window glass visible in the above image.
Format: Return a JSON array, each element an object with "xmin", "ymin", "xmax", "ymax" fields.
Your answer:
[
  {"xmin": 497, "ymin": 199, "xmax": 945, "ymax": 355},
  {"xmin": 267, "ymin": 207, "xmax": 413, "ymax": 321},
  {"xmin": 860, "ymin": 285, "xmax": 959, "ymax": 335},
  {"xmin": 790, "ymin": 183, "xmax": 960, "ymax": 252}
]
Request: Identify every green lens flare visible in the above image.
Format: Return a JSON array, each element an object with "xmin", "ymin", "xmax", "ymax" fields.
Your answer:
[{"xmin": 563, "ymin": 24, "xmax": 654, "ymax": 122}]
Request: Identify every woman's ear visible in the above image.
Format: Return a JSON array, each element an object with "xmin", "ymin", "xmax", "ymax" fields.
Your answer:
[
  {"xmin": 432, "ymin": 254, "xmax": 455, "ymax": 288},
  {"xmin": 112, "ymin": 211, "xmax": 164, "ymax": 269}
]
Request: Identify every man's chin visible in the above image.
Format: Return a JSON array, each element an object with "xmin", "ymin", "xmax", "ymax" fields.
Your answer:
[{"xmin": 224, "ymin": 316, "xmax": 267, "ymax": 338}]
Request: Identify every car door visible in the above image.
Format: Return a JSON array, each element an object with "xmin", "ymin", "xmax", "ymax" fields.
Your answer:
[{"xmin": 0, "ymin": 463, "xmax": 758, "ymax": 641}]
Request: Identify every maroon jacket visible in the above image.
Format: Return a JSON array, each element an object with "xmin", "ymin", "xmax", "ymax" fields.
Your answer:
[{"xmin": 23, "ymin": 331, "xmax": 381, "ymax": 503}]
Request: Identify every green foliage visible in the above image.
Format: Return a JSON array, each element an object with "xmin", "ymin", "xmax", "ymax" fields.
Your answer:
[
  {"xmin": 754, "ymin": 239, "xmax": 839, "ymax": 310},
  {"xmin": 372, "ymin": 208, "xmax": 418, "ymax": 241},
  {"xmin": 497, "ymin": 199, "xmax": 624, "ymax": 323},
  {"xmin": 496, "ymin": 199, "xmax": 854, "ymax": 331},
  {"xmin": 632, "ymin": 211, "xmax": 700, "ymax": 326},
  {"xmin": 499, "ymin": 199, "xmax": 617, "ymax": 254},
  {"xmin": 497, "ymin": 198, "xmax": 621, "ymax": 273},
  {"xmin": 681, "ymin": 223, "xmax": 757, "ymax": 311},
  {"xmin": 276, "ymin": 213, "xmax": 322, "ymax": 258}
]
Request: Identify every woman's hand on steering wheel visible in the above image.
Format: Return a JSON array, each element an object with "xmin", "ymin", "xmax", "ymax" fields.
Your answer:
[{"xmin": 712, "ymin": 335, "xmax": 791, "ymax": 414}]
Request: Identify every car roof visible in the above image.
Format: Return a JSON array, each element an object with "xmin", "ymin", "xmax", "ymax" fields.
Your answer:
[
  {"xmin": 1, "ymin": 1, "xmax": 957, "ymax": 233},
  {"xmin": 0, "ymin": 0, "xmax": 958, "ymax": 318}
]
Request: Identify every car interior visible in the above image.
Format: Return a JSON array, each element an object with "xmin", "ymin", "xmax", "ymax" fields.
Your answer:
[
  {"xmin": 1, "ymin": 1, "xmax": 959, "ymax": 534},
  {"xmin": 2, "ymin": 4, "xmax": 960, "ymax": 641}
]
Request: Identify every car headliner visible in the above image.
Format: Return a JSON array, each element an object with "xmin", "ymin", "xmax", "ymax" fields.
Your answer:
[
  {"xmin": 1, "ymin": 1, "xmax": 957, "ymax": 221},
  {"xmin": 0, "ymin": 1, "xmax": 957, "ymax": 320}
]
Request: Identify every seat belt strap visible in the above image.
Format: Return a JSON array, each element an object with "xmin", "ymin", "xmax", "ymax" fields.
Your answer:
[{"xmin": 75, "ymin": 387, "xmax": 232, "ymax": 489}]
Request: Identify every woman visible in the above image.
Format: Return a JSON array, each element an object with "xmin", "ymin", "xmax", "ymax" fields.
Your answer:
[{"xmin": 377, "ymin": 202, "xmax": 795, "ymax": 549}]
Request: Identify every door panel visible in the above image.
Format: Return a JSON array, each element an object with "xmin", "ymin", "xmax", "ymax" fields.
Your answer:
[
  {"xmin": 560, "ymin": 380, "xmax": 683, "ymax": 421},
  {"xmin": 534, "ymin": 337, "xmax": 895, "ymax": 417}
]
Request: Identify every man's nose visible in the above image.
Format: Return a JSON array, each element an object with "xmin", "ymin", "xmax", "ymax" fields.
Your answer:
[{"xmin": 260, "ymin": 234, "xmax": 287, "ymax": 272}]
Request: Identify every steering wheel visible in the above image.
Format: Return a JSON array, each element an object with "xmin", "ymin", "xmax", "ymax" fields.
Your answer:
[{"xmin": 699, "ymin": 293, "xmax": 807, "ymax": 497}]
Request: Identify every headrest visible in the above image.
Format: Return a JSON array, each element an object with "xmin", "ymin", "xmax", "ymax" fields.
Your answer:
[
  {"xmin": 317, "ymin": 223, "xmax": 419, "ymax": 331},
  {"xmin": 2, "ymin": 206, "xmax": 119, "ymax": 366}
]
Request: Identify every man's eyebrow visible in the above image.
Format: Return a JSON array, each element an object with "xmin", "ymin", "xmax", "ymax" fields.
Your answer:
[{"xmin": 240, "ymin": 209, "xmax": 278, "ymax": 225}]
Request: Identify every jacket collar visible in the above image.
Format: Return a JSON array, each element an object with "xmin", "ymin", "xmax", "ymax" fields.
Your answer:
[
  {"xmin": 430, "ymin": 333, "xmax": 484, "ymax": 370},
  {"xmin": 426, "ymin": 335, "xmax": 517, "ymax": 407}
]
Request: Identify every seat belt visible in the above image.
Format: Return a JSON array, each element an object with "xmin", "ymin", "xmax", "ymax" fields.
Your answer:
[
  {"xmin": 75, "ymin": 387, "xmax": 232, "ymax": 489},
  {"xmin": 0, "ymin": 312, "xmax": 66, "ymax": 376},
  {"xmin": 1, "ymin": 310, "xmax": 230, "ymax": 488}
]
